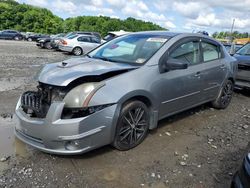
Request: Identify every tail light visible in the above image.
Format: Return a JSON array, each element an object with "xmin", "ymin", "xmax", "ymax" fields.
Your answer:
[{"xmin": 61, "ymin": 40, "xmax": 67, "ymax": 45}]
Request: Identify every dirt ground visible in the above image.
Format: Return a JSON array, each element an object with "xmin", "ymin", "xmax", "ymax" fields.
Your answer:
[{"xmin": 0, "ymin": 40, "xmax": 249, "ymax": 188}]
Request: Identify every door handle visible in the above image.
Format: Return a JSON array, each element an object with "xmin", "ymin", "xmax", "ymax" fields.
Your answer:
[
  {"xmin": 194, "ymin": 72, "xmax": 201, "ymax": 77},
  {"xmin": 220, "ymin": 64, "xmax": 226, "ymax": 69}
]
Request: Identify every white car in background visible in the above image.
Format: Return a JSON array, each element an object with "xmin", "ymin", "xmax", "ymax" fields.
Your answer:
[
  {"xmin": 59, "ymin": 34, "xmax": 101, "ymax": 56},
  {"xmin": 102, "ymin": 30, "xmax": 131, "ymax": 42}
]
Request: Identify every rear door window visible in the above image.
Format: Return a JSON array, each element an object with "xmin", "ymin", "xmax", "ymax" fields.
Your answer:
[
  {"xmin": 201, "ymin": 42, "xmax": 221, "ymax": 62},
  {"xmin": 77, "ymin": 36, "xmax": 91, "ymax": 42},
  {"xmin": 91, "ymin": 37, "xmax": 101, "ymax": 44}
]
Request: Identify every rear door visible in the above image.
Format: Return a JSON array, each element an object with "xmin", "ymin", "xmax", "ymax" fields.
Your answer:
[
  {"xmin": 77, "ymin": 36, "xmax": 94, "ymax": 53},
  {"xmin": 200, "ymin": 39, "xmax": 227, "ymax": 100}
]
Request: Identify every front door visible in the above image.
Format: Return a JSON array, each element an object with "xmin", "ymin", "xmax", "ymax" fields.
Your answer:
[{"xmin": 159, "ymin": 38, "xmax": 205, "ymax": 118}]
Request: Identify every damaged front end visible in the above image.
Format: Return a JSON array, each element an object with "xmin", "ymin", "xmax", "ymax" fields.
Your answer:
[
  {"xmin": 20, "ymin": 81, "xmax": 114, "ymax": 120},
  {"xmin": 14, "ymin": 58, "xmax": 137, "ymax": 154},
  {"xmin": 21, "ymin": 83, "xmax": 67, "ymax": 118}
]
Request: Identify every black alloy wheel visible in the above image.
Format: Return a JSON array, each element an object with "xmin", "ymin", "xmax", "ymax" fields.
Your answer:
[
  {"xmin": 212, "ymin": 80, "xmax": 234, "ymax": 109},
  {"xmin": 113, "ymin": 101, "xmax": 149, "ymax": 151}
]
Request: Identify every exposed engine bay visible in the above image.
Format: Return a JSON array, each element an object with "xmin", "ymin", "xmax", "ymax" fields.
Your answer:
[
  {"xmin": 21, "ymin": 83, "xmax": 67, "ymax": 118},
  {"xmin": 21, "ymin": 69, "xmax": 130, "ymax": 119}
]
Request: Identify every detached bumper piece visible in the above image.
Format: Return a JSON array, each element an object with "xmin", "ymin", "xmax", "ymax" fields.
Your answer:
[{"xmin": 231, "ymin": 154, "xmax": 250, "ymax": 188}]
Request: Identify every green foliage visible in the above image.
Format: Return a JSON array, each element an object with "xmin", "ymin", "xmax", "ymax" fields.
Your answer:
[
  {"xmin": 63, "ymin": 16, "xmax": 165, "ymax": 36},
  {"xmin": 212, "ymin": 31, "xmax": 249, "ymax": 39},
  {"xmin": 0, "ymin": 0, "xmax": 165, "ymax": 36},
  {"xmin": 0, "ymin": 0, "xmax": 64, "ymax": 34}
]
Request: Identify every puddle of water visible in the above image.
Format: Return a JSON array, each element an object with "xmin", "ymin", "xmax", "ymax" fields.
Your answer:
[
  {"xmin": 0, "ymin": 117, "xmax": 15, "ymax": 158},
  {"xmin": 0, "ymin": 116, "xmax": 30, "ymax": 168}
]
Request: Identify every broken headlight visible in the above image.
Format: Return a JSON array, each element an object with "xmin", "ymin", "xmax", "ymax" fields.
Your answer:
[
  {"xmin": 61, "ymin": 104, "xmax": 113, "ymax": 119},
  {"xmin": 63, "ymin": 82, "xmax": 105, "ymax": 108}
]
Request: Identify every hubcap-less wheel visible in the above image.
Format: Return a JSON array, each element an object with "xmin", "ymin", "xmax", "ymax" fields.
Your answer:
[
  {"xmin": 212, "ymin": 80, "xmax": 234, "ymax": 109},
  {"xmin": 220, "ymin": 81, "xmax": 233, "ymax": 107},
  {"xmin": 28, "ymin": 38, "xmax": 32, "ymax": 42},
  {"xmin": 113, "ymin": 101, "xmax": 149, "ymax": 151},
  {"xmin": 73, "ymin": 47, "xmax": 82, "ymax": 56},
  {"xmin": 14, "ymin": 36, "xmax": 19, "ymax": 40}
]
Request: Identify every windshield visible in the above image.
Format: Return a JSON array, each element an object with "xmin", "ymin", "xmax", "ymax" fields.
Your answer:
[
  {"xmin": 236, "ymin": 43, "xmax": 250, "ymax": 55},
  {"xmin": 88, "ymin": 34, "xmax": 169, "ymax": 64}
]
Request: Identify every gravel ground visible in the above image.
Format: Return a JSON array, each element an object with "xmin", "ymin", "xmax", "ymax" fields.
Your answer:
[{"xmin": 0, "ymin": 40, "xmax": 249, "ymax": 188}]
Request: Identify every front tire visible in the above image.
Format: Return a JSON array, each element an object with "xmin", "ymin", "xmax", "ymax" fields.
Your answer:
[
  {"xmin": 211, "ymin": 80, "xmax": 234, "ymax": 109},
  {"xmin": 113, "ymin": 101, "xmax": 150, "ymax": 151},
  {"xmin": 72, "ymin": 47, "xmax": 83, "ymax": 56}
]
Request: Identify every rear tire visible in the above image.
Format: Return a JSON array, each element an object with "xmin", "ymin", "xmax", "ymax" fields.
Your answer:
[
  {"xmin": 14, "ymin": 36, "xmax": 19, "ymax": 41},
  {"xmin": 211, "ymin": 80, "xmax": 234, "ymax": 109},
  {"xmin": 72, "ymin": 47, "xmax": 83, "ymax": 56},
  {"xmin": 113, "ymin": 101, "xmax": 150, "ymax": 151},
  {"xmin": 27, "ymin": 38, "xmax": 32, "ymax": 42}
]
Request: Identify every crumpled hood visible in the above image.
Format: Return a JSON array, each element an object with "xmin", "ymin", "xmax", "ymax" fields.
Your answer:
[{"xmin": 37, "ymin": 57, "xmax": 137, "ymax": 86}]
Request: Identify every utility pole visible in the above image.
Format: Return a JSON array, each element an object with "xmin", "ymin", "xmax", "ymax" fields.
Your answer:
[{"xmin": 230, "ymin": 19, "xmax": 235, "ymax": 43}]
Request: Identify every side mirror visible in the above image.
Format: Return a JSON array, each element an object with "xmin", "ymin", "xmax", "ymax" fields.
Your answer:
[
  {"xmin": 159, "ymin": 53, "xmax": 188, "ymax": 73},
  {"xmin": 166, "ymin": 58, "xmax": 188, "ymax": 70}
]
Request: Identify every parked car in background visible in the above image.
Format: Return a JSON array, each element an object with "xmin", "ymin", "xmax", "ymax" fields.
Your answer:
[
  {"xmin": 52, "ymin": 32, "xmax": 101, "ymax": 50},
  {"xmin": 37, "ymin": 33, "xmax": 65, "ymax": 49},
  {"xmin": 26, "ymin": 34, "xmax": 49, "ymax": 42},
  {"xmin": 223, "ymin": 43, "xmax": 243, "ymax": 55},
  {"xmin": 102, "ymin": 30, "xmax": 131, "ymax": 42},
  {"xmin": 59, "ymin": 34, "xmax": 101, "ymax": 55},
  {"xmin": 231, "ymin": 153, "xmax": 250, "ymax": 188},
  {"xmin": 15, "ymin": 31, "xmax": 237, "ymax": 155},
  {"xmin": 234, "ymin": 43, "xmax": 250, "ymax": 89},
  {"xmin": 64, "ymin": 31, "xmax": 101, "ymax": 41},
  {"xmin": 0, "ymin": 30, "xmax": 23, "ymax": 40}
]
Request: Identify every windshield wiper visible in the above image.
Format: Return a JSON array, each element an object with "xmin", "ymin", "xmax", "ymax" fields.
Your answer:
[{"xmin": 92, "ymin": 56, "xmax": 118, "ymax": 63}]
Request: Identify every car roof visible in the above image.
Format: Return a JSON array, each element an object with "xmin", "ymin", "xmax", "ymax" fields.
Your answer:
[
  {"xmin": 132, "ymin": 30, "xmax": 181, "ymax": 38},
  {"xmin": 75, "ymin": 34, "xmax": 98, "ymax": 38},
  {"xmin": 130, "ymin": 31, "xmax": 221, "ymax": 44}
]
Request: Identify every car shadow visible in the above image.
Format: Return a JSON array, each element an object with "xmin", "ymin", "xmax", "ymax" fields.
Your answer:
[
  {"xmin": 234, "ymin": 88, "xmax": 250, "ymax": 97},
  {"xmin": 151, "ymin": 104, "xmax": 210, "ymax": 134},
  {"xmin": 54, "ymin": 104, "xmax": 211, "ymax": 159},
  {"xmin": 53, "ymin": 145, "xmax": 114, "ymax": 159}
]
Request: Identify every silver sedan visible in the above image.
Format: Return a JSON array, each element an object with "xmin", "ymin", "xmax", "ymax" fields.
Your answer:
[
  {"xmin": 59, "ymin": 34, "xmax": 101, "ymax": 56},
  {"xmin": 15, "ymin": 31, "xmax": 237, "ymax": 155}
]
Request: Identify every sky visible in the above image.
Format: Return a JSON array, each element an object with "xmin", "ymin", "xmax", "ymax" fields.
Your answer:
[{"xmin": 17, "ymin": 0, "xmax": 250, "ymax": 35}]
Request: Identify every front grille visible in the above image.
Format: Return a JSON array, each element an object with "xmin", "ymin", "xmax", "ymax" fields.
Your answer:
[
  {"xmin": 21, "ymin": 91, "xmax": 47, "ymax": 118},
  {"xmin": 21, "ymin": 83, "xmax": 67, "ymax": 118}
]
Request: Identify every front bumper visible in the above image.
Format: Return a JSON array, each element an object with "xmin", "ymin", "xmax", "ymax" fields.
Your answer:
[
  {"xmin": 58, "ymin": 45, "xmax": 73, "ymax": 53},
  {"xmin": 15, "ymin": 97, "xmax": 117, "ymax": 155}
]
